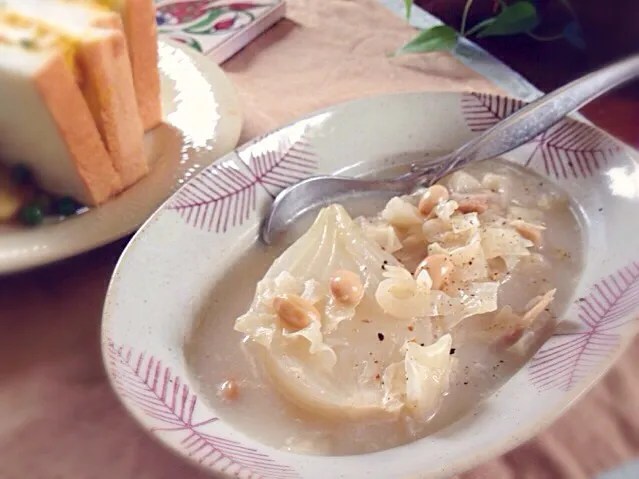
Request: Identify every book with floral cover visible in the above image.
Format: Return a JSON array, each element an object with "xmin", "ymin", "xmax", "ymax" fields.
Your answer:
[{"xmin": 155, "ymin": 0, "xmax": 286, "ymax": 64}]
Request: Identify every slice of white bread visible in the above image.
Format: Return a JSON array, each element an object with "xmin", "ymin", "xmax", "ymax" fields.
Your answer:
[
  {"xmin": 78, "ymin": 29, "xmax": 148, "ymax": 188},
  {"xmin": 1, "ymin": 6, "xmax": 148, "ymax": 189},
  {"xmin": 10, "ymin": 0, "xmax": 162, "ymax": 132},
  {"xmin": 0, "ymin": 43, "xmax": 122, "ymax": 205},
  {"xmin": 113, "ymin": 0, "xmax": 162, "ymax": 131}
]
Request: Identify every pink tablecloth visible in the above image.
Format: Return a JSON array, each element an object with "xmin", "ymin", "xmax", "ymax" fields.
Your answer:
[{"xmin": 0, "ymin": 1, "xmax": 637, "ymax": 478}]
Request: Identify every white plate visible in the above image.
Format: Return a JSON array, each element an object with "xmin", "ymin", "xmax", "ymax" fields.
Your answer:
[
  {"xmin": 0, "ymin": 39, "xmax": 242, "ymax": 275},
  {"xmin": 102, "ymin": 91, "xmax": 639, "ymax": 479}
]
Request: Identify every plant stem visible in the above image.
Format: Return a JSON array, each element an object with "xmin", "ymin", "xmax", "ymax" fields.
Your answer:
[
  {"xmin": 460, "ymin": 0, "xmax": 475, "ymax": 35},
  {"xmin": 527, "ymin": 31, "xmax": 565, "ymax": 42},
  {"xmin": 557, "ymin": 0, "xmax": 576, "ymax": 17},
  {"xmin": 465, "ymin": 17, "xmax": 494, "ymax": 37}
]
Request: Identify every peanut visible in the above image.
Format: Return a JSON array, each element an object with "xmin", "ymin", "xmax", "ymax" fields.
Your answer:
[
  {"xmin": 273, "ymin": 294, "xmax": 319, "ymax": 330},
  {"xmin": 512, "ymin": 221, "xmax": 543, "ymax": 245},
  {"xmin": 219, "ymin": 379, "xmax": 239, "ymax": 400},
  {"xmin": 457, "ymin": 196, "xmax": 488, "ymax": 214},
  {"xmin": 418, "ymin": 185, "xmax": 450, "ymax": 216},
  {"xmin": 415, "ymin": 254, "xmax": 454, "ymax": 290},
  {"xmin": 329, "ymin": 269, "xmax": 364, "ymax": 305}
]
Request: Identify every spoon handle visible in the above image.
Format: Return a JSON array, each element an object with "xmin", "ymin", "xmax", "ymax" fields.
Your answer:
[{"xmin": 412, "ymin": 53, "xmax": 639, "ymax": 184}]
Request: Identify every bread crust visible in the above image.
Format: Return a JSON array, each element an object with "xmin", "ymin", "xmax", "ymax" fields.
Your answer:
[
  {"xmin": 60, "ymin": 1, "xmax": 162, "ymax": 132},
  {"xmin": 34, "ymin": 52, "xmax": 123, "ymax": 205},
  {"xmin": 77, "ymin": 30, "xmax": 148, "ymax": 188},
  {"xmin": 110, "ymin": 0, "xmax": 161, "ymax": 131}
]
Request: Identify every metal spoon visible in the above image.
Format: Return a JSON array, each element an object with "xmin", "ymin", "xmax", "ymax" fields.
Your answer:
[{"xmin": 261, "ymin": 53, "xmax": 639, "ymax": 245}]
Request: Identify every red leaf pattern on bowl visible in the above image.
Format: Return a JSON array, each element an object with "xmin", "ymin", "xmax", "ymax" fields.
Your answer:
[
  {"xmin": 461, "ymin": 93, "xmax": 525, "ymax": 132},
  {"xmin": 238, "ymin": 129, "xmax": 318, "ymax": 197},
  {"xmin": 168, "ymin": 162, "xmax": 258, "ymax": 233},
  {"xmin": 460, "ymin": 93, "xmax": 621, "ymax": 179},
  {"xmin": 529, "ymin": 262, "xmax": 639, "ymax": 391},
  {"xmin": 525, "ymin": 120, "xmax": 620, "ymax": 179},
  {"xmin": 107, "ymin": 341, "xmax": 299, "ymax": 479},
  {"xmin": 168, "ymin": 128, "xmax": 317, "ymax": 232}
]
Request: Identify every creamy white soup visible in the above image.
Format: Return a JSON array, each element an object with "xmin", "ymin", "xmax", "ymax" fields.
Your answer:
[{"xmin": 186, "ymin": 159, "xmax": 585, "ymax": 456}]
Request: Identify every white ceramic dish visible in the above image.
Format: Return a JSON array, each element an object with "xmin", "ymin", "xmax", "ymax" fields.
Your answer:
[
  {"xmin": 102, "ymin": 91, "xmax": 639, "ymax": 479},
  {"xmin": 0, "ymin": 39, "xmax": 242, "ymax": 275}
]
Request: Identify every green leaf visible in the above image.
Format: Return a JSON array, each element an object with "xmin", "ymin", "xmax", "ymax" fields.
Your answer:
[
  {"xmin": 404, "ymin": 0, "xmax": 413, "ymax": 19},
  {"xmin": 184, "ymin": 8, "xmax": 224, "ymax": 34},
  {"xmin": 167, "ymin": 35, "xmax": 203, "ymax": 52},
  {"xmin": 392, "ymin": 25, "xmax": 459, "ymax": 56},
  {"xmin": 476, "ymin": 1, "xmax": 539, "ymax": 38}
]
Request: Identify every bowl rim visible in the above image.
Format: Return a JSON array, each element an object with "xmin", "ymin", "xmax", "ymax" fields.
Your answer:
[{"xmin": 101, "ymin": 89, "xmax": 639, "ymax": 479}]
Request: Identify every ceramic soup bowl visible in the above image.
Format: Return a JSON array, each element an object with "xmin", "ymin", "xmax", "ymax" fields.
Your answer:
[{"xmin": 102, "ymin": 91, "xmax": 639, "ymax": 479}]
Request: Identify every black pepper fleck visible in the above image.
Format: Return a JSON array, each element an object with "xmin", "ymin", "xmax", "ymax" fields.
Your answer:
[
  {"xmin": 377, "ymin": 333, "xmax": 385, "ymax": 341},
  {"xmin": 463, "ymin": 381, "xmax": 469, "ymax": 385},
  {"xmin": 449, "ymin": 348, "xmax": 456, "ymax": 355}
]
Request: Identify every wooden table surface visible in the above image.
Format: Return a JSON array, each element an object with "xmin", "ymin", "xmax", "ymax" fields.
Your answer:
[{"xmin": 1, "ymin": 1, "xmax": 638, "ymax": 478}]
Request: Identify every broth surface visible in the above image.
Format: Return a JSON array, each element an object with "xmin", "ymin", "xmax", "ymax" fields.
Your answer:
[{"xmin": 185, "ymin": 158, "xmax": 585, "ymax": 455}]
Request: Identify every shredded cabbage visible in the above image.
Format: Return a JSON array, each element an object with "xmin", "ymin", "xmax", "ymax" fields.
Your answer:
[
  {"xmin": 236, "ymin": 205, "xmax": 443, "ymax": 418},
  {"xmin": 235, "ymin": 272, "xmax": 337, "ymax": 369},
  {"xmin": 235, "ymin": 167, "xmax": 556, "ymax": 425},
  {"xmin": 383, "ymin": 334, "xmax": 453, "ymax": 417},
  {"xmin": 433, "ymin": 199, "xmax": 459, "ymax": 221},
  {"xmin": 375, "ymin": 266, "xmax": 459, "ymax": 320},
  {"xmin": 447, "ymin": 171, "xmax": 482, "ymax": 193},
  {"xmin": 356, "ymin": 217, "xmax": 403, "ymax": 253},
  {"xmin": 381, "ymin": 197, "xmax": 423, "ymax": 227},
  {"xmin": 422, "ymin": 218, "xmax": 452, "ymax": 243},
  {"xmin": 481, "ymin": 227, "xmax": 534, "ymax": 259},
  {"xmin": 429, "ymin": 231, "xmax": 489, "ymax": 283},
  {"xmin": 482, "ymin": 173, "xmax": 510, "ymax": 193}
]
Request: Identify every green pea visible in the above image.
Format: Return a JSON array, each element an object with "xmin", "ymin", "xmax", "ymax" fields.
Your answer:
[
  {"xmin": 55, "ymin": 196, "xmax": 79, "ymax": 216},
  {"xmin": 19, "ymin": 38, "xmax": 36, "ymax": 49},
  {"xmin": 18, "ymin": 203, "xmax": 43, "ymax": 226},
  {"xmin": 32, "ymin": 192, "xmax": 53, "ymax": 215},
  {"xmin": 10, "ymin": 164, "xmax": 34, "ymax": 186}
]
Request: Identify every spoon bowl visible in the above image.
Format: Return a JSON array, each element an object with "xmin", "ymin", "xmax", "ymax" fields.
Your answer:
[
  {"xmin": 261, "ymin": 174, "xmax": 416, "ymax": 244},
  {"xmin": 261, "ymin": 53, "xmax": 639, "ymax": 244}
]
